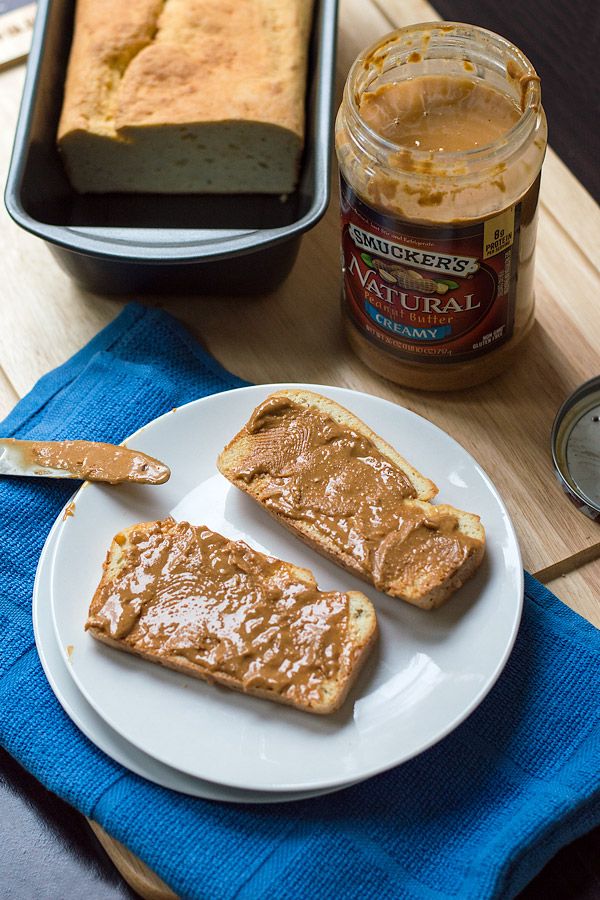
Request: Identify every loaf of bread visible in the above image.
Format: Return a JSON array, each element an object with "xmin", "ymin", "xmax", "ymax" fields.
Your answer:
[
  {"xmin": 57, "ymin": 0, "xmax": 314, "ymax": 194},
  {"xmin": 218, "ymin": 390, "xmax": 486, "ymax": 610},
  {"xmin": 86, "ymin": 518, "xmax": 377, "ymax": 714}
]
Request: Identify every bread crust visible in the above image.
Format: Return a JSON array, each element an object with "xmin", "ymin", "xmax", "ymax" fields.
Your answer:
[{"xmin": 217, "ymin": 390, "xmax": 485, "ymax": 610}]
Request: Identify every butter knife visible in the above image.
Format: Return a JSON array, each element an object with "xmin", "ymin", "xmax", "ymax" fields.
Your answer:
[{"xmin": 0, "ymin": 438, "xmax": 170, "ymax": 485}]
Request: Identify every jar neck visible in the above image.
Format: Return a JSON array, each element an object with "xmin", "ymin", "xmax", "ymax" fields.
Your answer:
[{"xmin": 343, "ymin": 22, "xmax": 544, "ymax": 182}]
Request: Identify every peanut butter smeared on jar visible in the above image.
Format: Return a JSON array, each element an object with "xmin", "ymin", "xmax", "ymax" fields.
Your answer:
[
  {"xmin": 336, "ymin": 23, "xmax": 547, "ymax": 390},
  {"xmin": 359, "ymin": 77, "xmax": 520, "ymax": 152},
  {"xmin": 231, "ymin": 396, "xmax": 478, "ymax": 594},
  {"xmin": 86, "ymin": 518, "xmax": 355, "ymax": 707}
]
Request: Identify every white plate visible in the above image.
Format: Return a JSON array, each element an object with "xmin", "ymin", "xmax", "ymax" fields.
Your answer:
[
  {"xmin": 34, "ymin": 510, "xmax": 358, "ymax": 804},
  {"xmin": 49, "ymin": 384, "xmax": 523, "ymax": 793}
]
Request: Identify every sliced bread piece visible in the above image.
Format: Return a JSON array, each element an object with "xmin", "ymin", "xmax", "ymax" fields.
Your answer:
[
  {"xmin": 86, "ymin": 518, "xmax": 377, "ymax": 714},
  {"xmin": 57, "ymin": 0, "xmax": 314, "ymax": 194},
  {"xmin": 219, "ymin": 389, "xmax": 438, "ymax": 501},
  {"xmin": 217, "ymin": 391, "xmax": 485, "ymax": 610}
]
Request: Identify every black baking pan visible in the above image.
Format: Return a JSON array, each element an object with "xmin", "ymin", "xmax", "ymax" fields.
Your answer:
[{"xmin": 4, "ymin": 0, "xmax": 338, "ymax": 295}]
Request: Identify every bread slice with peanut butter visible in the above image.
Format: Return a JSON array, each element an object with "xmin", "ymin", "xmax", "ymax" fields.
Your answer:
[
  {"xmin": 217, "ymin": 390, "xmax": 485, "ymax": 610},
  {"xmin": 86, "ymin": 518, "xmax": 377, "ymax": 715}
]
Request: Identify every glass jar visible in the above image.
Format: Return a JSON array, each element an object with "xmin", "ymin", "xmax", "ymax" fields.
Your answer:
[{"xmin": 335, "ymin": 23, "xmax": 547, "ymax": 390}]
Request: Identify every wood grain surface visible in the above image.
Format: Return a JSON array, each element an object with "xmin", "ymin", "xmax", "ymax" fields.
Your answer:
[
  {"xmin": 0, "ymin": 0, "xmax": 598, "ymax": 898},
  {"xmin": 87, "ymin": 822, "xmax": 177, "ymax": 900}
]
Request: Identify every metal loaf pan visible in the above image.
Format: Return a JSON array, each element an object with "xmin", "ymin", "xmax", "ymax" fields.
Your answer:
[{"xmin": 5, "ymin": 0, "xmax": 338, "ymax": 294}]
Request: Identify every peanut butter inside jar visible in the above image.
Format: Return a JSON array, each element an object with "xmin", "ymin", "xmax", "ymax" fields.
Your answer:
[{"xmin": 335, "ymin": 24, "xmax": 547, "ymax": 390}]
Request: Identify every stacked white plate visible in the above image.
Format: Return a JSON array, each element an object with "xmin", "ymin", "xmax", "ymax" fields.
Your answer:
[{"xmin": 34, "ymin": 385, "xmax": 523, "ymax": 803}]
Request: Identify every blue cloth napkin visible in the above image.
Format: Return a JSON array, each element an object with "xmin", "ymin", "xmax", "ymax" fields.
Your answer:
[{"xmin": 0, "ymin": 303, "xmax": 598, "ymax": 900}]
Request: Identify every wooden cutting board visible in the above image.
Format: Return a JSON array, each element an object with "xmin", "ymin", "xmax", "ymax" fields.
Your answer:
[{"xmin": 0, "ymin": 0, "xmax": 598, "ymax": 896}]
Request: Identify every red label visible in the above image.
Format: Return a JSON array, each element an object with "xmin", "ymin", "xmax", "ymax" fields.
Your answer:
[{"xmin": 340, "ymin": 175, "xmax": 520, "ymax": 364}]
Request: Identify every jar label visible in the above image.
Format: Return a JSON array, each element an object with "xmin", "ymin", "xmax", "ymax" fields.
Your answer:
[{"xmin": 340, "ymin": 175, "xmax": 521, "ymax": 364}]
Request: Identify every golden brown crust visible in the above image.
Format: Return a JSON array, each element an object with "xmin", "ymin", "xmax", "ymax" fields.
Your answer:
[
  {"xmin": 58, "ymin": 0, "xmax": 164, "ymax": 138},
  {"xmin": 116, "ymin": 1, "xmax": 311, "ymax": 135}
]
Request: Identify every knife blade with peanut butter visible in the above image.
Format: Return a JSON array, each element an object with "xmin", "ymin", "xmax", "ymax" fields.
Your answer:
[{"xmin": 0, "ymin": 439, "xmax": 170, "ymax": 485}]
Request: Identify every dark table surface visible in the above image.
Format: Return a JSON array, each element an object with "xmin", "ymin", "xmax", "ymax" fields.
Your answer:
[
  {"xmin": 434, "ymin": 0, "xmax": 600, "ymax": 205},
  {"xmin": 1, "ymin": 1, "xmax": 599, "ymax": 897}
]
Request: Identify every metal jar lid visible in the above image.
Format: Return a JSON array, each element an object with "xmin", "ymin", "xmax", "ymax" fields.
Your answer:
[{"xmin": 551, "ymin": 376, "xmax": 600, "ymax": 521}]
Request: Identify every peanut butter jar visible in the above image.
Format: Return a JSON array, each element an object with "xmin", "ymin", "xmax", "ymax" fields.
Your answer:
[{"xmin": 335, "ymin": 23, "xmax": 547, "ymax": 390}]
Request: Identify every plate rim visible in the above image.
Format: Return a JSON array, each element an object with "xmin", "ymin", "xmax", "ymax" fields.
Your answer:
[{"xmin": 48, "ymin": 382, "xmax": 524, "ymax": 792}]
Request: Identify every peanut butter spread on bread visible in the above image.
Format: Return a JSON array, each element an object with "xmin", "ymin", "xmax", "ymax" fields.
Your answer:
[
  {"xmin": 86, "ymin": 519, "xmax": 360, "ymax": 707},
  {"xmin": 228, "ymin": 396, "xmax": 479, "ymax": 595}
]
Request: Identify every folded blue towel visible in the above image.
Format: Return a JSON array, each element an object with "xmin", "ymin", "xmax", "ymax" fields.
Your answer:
[{"xmin": 0, "ymin": 304, "xmax": 598, "ymax": 900}]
